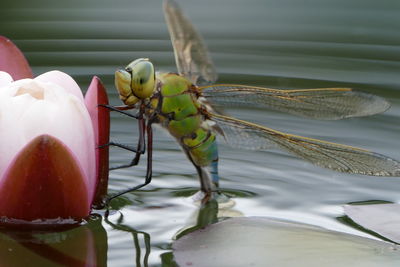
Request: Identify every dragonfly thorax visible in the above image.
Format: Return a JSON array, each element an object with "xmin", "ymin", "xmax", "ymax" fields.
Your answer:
[{"xmin": 114, "ymin": 58, "xmax": 156, "ymax": 105}]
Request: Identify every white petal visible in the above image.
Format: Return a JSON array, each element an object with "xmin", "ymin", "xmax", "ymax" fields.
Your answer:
[
  {"xmin": 0, "ymin": 71, "xmax": 13, "ymax": 88},
  {"xmin": 35, "ymin": 70, "xmax": 84, "ymax": 102}
]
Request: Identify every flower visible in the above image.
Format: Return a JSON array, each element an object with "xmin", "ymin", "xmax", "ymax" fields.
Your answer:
[{"xmin": 0, "ymin": 36, "xmax": 109, "ymax": 222}]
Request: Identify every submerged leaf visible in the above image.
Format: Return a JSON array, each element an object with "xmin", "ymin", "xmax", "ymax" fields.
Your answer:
[{"xmin": 344, "ymin": 204, "xmax": 400, "ymax": 244}]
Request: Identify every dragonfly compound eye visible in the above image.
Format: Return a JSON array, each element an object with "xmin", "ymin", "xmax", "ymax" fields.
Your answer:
[
  {"xmin": 128, "ymin": 58, "xmax": 156, "ymax": 99},
  {"xmin": 115, "ymin": 69, "xmax": 139, "ymax": 105}
]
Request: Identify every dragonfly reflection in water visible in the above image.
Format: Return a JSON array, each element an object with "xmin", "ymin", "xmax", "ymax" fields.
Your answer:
[{"xmin": 103, "ymin": 0, "xmax": 400, "ymax": 204}]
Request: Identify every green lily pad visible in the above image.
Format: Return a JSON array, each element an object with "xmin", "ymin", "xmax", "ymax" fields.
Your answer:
[
  {"xmin": 173, "ymin": 217, "xmax": 400, "ymax": 267},
  {"xmin": 344, "ymin": 203, "xmax": 400, "ymax": 244}
]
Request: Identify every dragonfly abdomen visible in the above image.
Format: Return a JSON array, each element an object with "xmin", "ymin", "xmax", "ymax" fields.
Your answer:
[{"xmin": 182, "ymin": 127, "xmax": 218, "ymax": 167}]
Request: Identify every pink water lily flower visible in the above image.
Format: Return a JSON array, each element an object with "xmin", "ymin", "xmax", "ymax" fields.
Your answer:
[{"xmin": 0, "ymin": 36, "xmax": 110, "ymax": 222}]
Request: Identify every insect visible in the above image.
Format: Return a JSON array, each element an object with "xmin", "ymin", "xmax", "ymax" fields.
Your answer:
[{"xmin": 104, "ymin": 0, "xmax": 400, "ymax": 204}]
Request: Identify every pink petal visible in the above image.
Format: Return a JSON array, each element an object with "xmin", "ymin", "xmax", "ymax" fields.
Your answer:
[
  {"xmin": 35, "ymin": 70, "xmax": 84, "ymax": 102},
  {"xmin": 0, "ymin": 135, "xmax": 90, "ymax": 220},
  {"xmin": 0, "ymin": 36, "xmax": 33, "ymax": 80},
  {"xmin": 84, "ymin": 76, "xmax": 110, "ymax": 207}
]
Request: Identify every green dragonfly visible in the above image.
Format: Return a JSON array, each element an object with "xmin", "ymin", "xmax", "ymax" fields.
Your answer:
[{"xmin": 104, "ymin": 0, "xmax": 400, "ymax": 203}]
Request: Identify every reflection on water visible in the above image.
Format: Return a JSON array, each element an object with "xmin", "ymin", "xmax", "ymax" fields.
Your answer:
[
  {"xmin": 0, "ymin": 215, "xmax": 107, "ymax": 266},
  {"xmin": 1, "ymin": 0, "xmax": 400, "ymax": 265},
  {"xmin": 104, "ymin": 213, "xmax": 151, "ymax": 267},
  {"xmin": 104, "ymin": 197, "xmax": 242, "ymax": 266}
]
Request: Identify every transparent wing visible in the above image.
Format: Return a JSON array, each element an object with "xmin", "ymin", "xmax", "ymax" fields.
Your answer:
[
  {"xmin": 163, "ymin": 0, "xmax": 218, "ymax": 85},
  {"xmin": 208, "ymin": 112, "xmax": 400, "ymax": 176},
  {"xmin": 201, "ymin": 85, "xmax": 390, "ymax": 120}
]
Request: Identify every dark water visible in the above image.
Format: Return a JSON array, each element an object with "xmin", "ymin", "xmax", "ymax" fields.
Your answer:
[{"xmin": 1, "ymin": 0, "xmax": 400, "ymax": 265}]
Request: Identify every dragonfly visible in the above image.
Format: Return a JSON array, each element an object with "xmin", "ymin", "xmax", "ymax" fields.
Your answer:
[{"xmin": 103, "ymin": 0, "xmax": 400, "ymax": 204}]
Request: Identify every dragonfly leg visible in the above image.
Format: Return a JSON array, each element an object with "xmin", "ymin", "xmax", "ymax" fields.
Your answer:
[
  {"xmin": 191, "ymin": 165, "xmax": 213, "ymax": 205},
  {"xmin": 195, "ymin": 166, "xmax": 216, "ymax": 196},
  {"xmin": 109, "ymin": 117, "xmax": 146, "ymax": 170},
  {"xmin": 99, "ymin": 141, "xmax": 138, "ymax": 153},
  {"xmin": 183, "ymin": 132, "xmax": 220, "ymax": 203},
  {"xmin": 198, "ymin": 161, "xmax": 229, "ymax": 205},
  {"xmin": 106, "ymin": 123, "xmax": 153, "ymax": 205},
  {"xmin": 98, "ymin": 104, "xmax": 139, "ymax": 119}
]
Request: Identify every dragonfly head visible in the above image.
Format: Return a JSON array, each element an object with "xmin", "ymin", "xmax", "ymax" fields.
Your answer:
[{"xmin": 115, "ymin": 58, "xmax": 156, "ymax": 105}]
